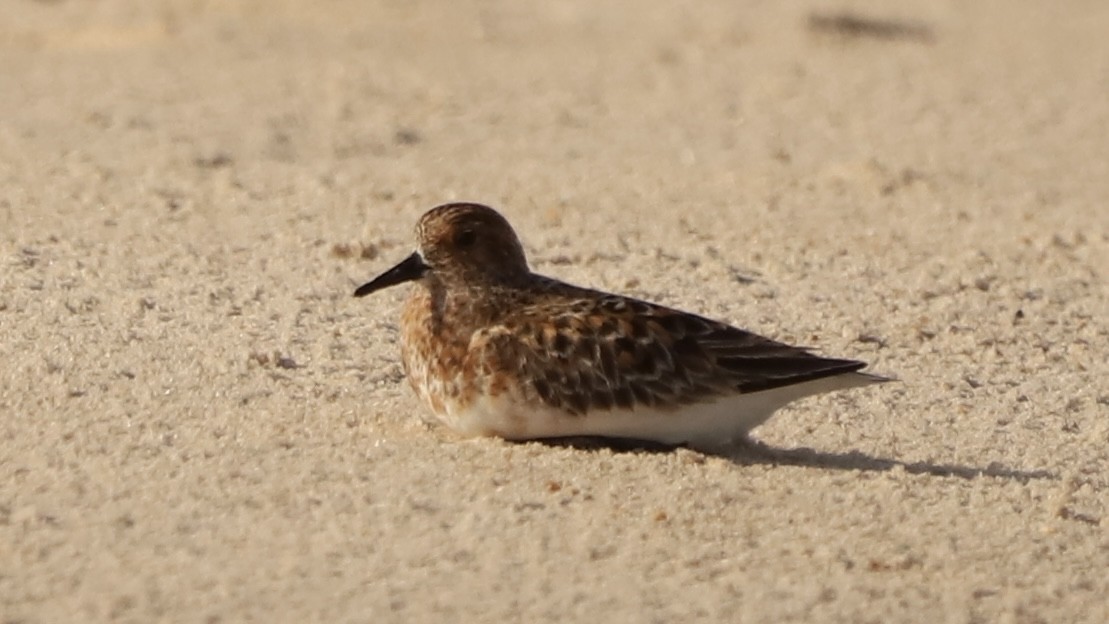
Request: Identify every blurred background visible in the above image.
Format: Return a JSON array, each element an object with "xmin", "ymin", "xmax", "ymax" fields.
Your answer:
[{"xmin": 2, "ymin": 1, "xmax": 1106, "ymax": 622}]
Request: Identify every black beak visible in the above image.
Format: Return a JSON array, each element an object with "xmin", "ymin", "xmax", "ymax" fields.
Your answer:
[{"xmin": 353, "ymin": 252, "xmax": 428, "ymax": 297}]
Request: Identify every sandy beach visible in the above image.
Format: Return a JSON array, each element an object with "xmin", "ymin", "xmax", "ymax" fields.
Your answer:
[{"xmin": 2, "ymin": 1, "xmax": 1106, "ymax": 621}]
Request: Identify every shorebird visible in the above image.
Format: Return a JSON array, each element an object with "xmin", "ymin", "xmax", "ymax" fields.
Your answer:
[{"xmin": 354, "ymin": 202, "xmax": 889, "ymax": 449}]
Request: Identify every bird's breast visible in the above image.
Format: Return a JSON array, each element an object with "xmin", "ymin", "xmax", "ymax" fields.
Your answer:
[{"xmin": 400, "ymin": 288, "xmax": 477, "ymax": 422}]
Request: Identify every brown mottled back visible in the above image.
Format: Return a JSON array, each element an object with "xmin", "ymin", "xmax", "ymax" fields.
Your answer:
[{"xmin": 466, "ymin": 278, "xmax": 868, "ymax": 416}]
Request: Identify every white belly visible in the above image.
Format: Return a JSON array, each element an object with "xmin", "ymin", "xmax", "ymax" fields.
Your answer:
[{"xmin": 442, "ymin": 372, "xmax": 883, "ymax": 450}]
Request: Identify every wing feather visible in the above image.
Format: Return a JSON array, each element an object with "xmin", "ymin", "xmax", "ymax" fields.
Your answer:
[{"xmin": 467, "ymin": 287, "xmax": 872, "ymax": 416}]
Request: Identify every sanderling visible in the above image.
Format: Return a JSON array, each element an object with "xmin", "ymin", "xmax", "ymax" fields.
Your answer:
[{"xmin": 354, "ymin": 202, "xmax": 890, "ymax": 449}]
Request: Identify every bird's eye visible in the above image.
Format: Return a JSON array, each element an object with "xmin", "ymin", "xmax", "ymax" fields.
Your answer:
[{"xmin": 455, "ymin": 229, "xmax": 477, "ymax": 248}]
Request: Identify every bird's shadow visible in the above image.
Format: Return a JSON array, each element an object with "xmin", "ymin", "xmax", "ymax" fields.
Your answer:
[{"xmin": 537, "ymin": 436, "xmax": 1056, "ymax": 483}]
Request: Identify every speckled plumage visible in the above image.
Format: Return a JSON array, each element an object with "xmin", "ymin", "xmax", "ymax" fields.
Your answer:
[{"xmin": 355, "ymin": 203, "xmax": 889, "ymax": 449}]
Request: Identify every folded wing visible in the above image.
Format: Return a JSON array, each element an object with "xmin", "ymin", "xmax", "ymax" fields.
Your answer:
[{"xmin": 467, "ymin": 291, "xmax": 870, "ymax": 416}]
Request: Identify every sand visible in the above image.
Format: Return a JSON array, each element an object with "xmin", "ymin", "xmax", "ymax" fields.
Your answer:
[{"xmin": 2, "ymin": 1, "xmax": 1107, "ymax": 622}]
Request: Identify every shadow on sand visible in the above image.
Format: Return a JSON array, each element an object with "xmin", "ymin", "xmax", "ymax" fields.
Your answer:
[{"xmin": 538, "ymin": 437, "xmax": 1056, "ymax": 483}]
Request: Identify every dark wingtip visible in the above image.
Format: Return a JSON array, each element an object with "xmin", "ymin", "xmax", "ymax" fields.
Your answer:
[{"xmin": 729, "ymin": 357, "xmax": 877, "ymax": 393}]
